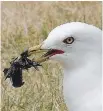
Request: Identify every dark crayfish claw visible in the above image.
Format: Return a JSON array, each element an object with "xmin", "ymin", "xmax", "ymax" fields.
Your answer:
[{"xmin": 3, "ymin": 68, "xmax": 10, "ymax": 79}]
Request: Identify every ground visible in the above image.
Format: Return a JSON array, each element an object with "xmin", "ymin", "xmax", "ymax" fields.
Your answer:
[{"xmin": 1, "ymin": 1, "xmax": 102, "ymax": 111}]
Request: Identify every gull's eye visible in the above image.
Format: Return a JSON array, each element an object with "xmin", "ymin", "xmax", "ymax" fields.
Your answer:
[{"xmin": 63, "ymin": 37, "xmax": 74, "ymax": 44}]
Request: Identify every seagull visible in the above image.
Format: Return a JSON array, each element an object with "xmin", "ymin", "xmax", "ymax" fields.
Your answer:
[{"xmin": 27, "ymin": 22, "xmax": 102, "ymax": 111}]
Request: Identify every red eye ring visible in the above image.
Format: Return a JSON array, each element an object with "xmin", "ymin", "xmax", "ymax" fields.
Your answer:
[{"xmin": 63, "ymin": 37, "xmax": 74, "ymax": 44}]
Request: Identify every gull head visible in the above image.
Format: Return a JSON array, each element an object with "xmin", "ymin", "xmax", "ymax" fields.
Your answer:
[
  {"xmin": 27, "ymin": 22, "xmax": 101, "ymax": 68},
  {"xmin": 41, "ymin": 22, "xmax": 101, "ymax": 67}
]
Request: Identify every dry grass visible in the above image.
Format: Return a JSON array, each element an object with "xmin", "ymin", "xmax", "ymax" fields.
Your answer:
[{"xmin": 1, "ymin": 1, "xmax": 102, "ymax": 111}]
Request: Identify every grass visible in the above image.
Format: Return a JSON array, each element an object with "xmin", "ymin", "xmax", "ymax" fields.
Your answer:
[{"xmin": 1, "ymin": 1, "xmax": 102, "ymax": 111}]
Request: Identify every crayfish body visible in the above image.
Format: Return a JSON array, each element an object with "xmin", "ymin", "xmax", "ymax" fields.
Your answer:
[{"xmin": 3, "ymin": 51, "xmax": 41, "ymax": 87}]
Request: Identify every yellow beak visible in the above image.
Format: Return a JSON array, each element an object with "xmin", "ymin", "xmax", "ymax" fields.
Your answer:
[
  {"xmin": 27, "ymin": 44, "xmax": 49, "ymax": 63},
  {"xmin": 28, "ymin": 44, "xmax": 42, "ymax": 55}
]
